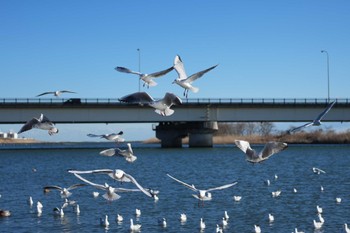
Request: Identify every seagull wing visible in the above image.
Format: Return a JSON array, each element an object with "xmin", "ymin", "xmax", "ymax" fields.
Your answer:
[
  {"xmin": 261, "ymin": 142, "xmax": 288, "ymax": 159},
  {"xmin": 205, "ymin": 181, "xmax": 238, "ymax": 192},
  {"xmin": 148, "ymin": 66, "xmax": 174, "ymax": 78},
  {"xmin": 40, "ymin": 114, "xmax": 54, "ymax": 124},
  {"xmin": 167, "ymin": 174, "xmax": 197, "ymax": 192},
  {"xmin": 67, "ymin": 183, "xmax": 87, "ymax": 190},
  {"xmin": 124, "ymin": 173, "xmax": 152, "ymax": 197},
  {"xmin": 115, "ymin": 66, "xmax": 142, "ymax": 76},
  {"xmin": 114, "ymin": 188, "xmax": 142, "ymax": 192},
  {"xmin": 288, "ymin": 122, "xmax": 314, "ymax": 133},
  {"xmin": 67, "ymin": 169, "xmax": 114, "ymax": 174},
  {"xmin": 315, "ymin": 100, "xmax": 336, "ymax": 122},
  {"xmin": 186, "ymin": 64, "xmax": 218, "ymax": 83},
  {"xmin": 234, "ymin": 140, "xmax": 258, "ymax": 160},
  {"xmin": 127, "ymin": 143, "xmax": 134, "ymax": 154},
  {"xmin": 73, "ymin": 173, "xmax": 106, "ymax": 190},
  {"xmin": 87, "ymin": 133, "xmax": 103, "ymax": 138},
  {"xmin": 163, "ymin": 92, "xmax": 182, "ymax": 106},
  {"xmin": 18, "ymin": 117, "xmax": 40, "ymax": 134},
  {"xmin": 60, "ymin": 90, "xmax": 77, "ymax": 94},
  {"xmin": 36, "ymin": 91, "xmax": 54, "ymax": 97},
  {"xmin": 173, "ymin": 55, "xmax": 188, "ymax": 80},
  {"xmin": 99, "ymin": 148, "xmax": 117, "ymax": 156},
  {"xmin": 118, "ymin": 92, "xmax": 154, "ymax": 104},
  {"xmin": 43, "ymin": 185, "xmax": 63, "ymax": 191}
]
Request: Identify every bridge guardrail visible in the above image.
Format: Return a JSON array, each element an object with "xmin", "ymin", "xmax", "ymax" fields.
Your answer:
[{"xmin": 0, "ymin": 98, "xmax": 348, "ymax": 105}]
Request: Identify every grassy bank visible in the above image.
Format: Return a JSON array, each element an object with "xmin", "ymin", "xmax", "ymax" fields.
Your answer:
[{"xmin": 144, "ymin": 129, "xmax": 350, "ymax": 145}]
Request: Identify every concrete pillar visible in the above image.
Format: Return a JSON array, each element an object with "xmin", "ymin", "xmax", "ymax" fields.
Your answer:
[
  {"xmin": 188, "ymin": 121, "xmax": 218, "ymax": 148},
  {"xmin": 154, "ymin": 122, "xmax": 187, "ymax": 148}
]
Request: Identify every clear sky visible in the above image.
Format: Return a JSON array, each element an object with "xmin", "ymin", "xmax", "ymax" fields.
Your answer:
[{"xmin": 1, "ymin": 1, "xmax": 349, "ymax": 141}]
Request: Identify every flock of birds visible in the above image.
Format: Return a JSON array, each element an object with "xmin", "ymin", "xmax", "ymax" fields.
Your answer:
[{"xmin": 2, "ymin": 55, "xmax": 346, "ymax": 232}]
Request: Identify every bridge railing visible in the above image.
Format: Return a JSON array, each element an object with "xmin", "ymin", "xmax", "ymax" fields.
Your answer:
[{"xmin": 0, "ymin": 98, "xmax": 349, "ymax": 105}]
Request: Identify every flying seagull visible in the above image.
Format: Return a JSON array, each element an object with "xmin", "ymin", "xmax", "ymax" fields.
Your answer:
[
  {"xmin": 67, "ymin": 169, "xmax": 152, "ymax": 198},
  {"xmin": 43, "ymin": 184, "xmax": 86, "ymax": 199},
  {"xmin": 99, "ymin": 143, "xmax": 137, "ymax": 162},
  {"xmin": 18, "ymin": 113, "xmax": 59, "ymax": 136},
  {"xmin": 36, "ymin": 90, "xmax": 76, "ymax": 97},
  {"xmin": 234, "ymin": 140, "xmax": 288, "ymax": 163},
  {"xmin": 72, "ymin": 173, "xmax": 141, "ymax": 201},
  {"xmin": 288, "ymin": 100, "xmax": 336, "ymax": 134},
  {"xmin": 119, "ymin": 92, "xmax": 182, "ymax": 116},
  {"xmin": 87, "ymin": 131, "xmax": 125, "ymax": 142},
  {"xmin": 115, "ymin": 66, "xmax": 174, "ymax": 88},
  {"xmin": 167, "ymin": 173, "xmax": 237, "ymax": 206},
  {"xmin": 172, "ymin": 55, "xmax": 218, "ymax": 98}
]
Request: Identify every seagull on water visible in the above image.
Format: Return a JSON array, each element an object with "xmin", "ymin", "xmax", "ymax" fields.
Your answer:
[
  {"xmin": 234, "ymin": 140, "xmax": 288, "ymax": 163},
  {"xmin": 43, "ymin": 184, "xmax": 86, "ymax": 199},
  {"xmin": 167, "ymin": 173, "xmax": 237, "ymax": 206},
  {"xmin": 180, "ymin": 213, "xmax": 187, "ymax": 222},
  {"xmin": 87, "ymin": 131, "xmax": 125, "ymax": 143},
  {"xmin": 36, "ymin": 90, "xmax": 76, "ymax": 97},
  {"xmin": 172, "ymin": 55, "xmax": 218, "ymax": 98},
  {"xmin": 68, "ymin": 169, "xmax": 152, "ymax": 198},
  {"xmin": 99, "ymin": 143, "xmax": 137, "ymax": 162},
  {"xmin": 200, "ymin": 218, "xmax": 206, "ymax": 230},
  {"xmin": 37, "ymin": 201, "xmax": 43, "ymax": 215},
  {"xmin": 100, "ymin": 215, "xmax": 110, "ymax": 228},
  {"xmin": 72, "ymin": 173, "xmax": 141, "ymax": 201},
  {"xmin": 292, "ymin": 228, "xmax": 304, "ymax": 233},
  {"xmin": 312, "ymin": 167, "xmax": 326, "ymax": 174},
  {"xmin": 18, "ymin": 113, "xmax": 58, "ymax": 136},
  {"xmin": 288, "ymin": 100, "xmax": 336, "ymax": 133},
  {"xmin": 130, "ymin": 218, "xmax": 141, "ymax": 231},
  {"xmin": 344, "ymin": 223, "xmax": 350, "ymax": 233},
  {"xmin": 115, "ymin": 66, "xmax": 174, "ymax": 88},
  {"xmin": 119, "ymin": 92, "xmax": 182, "ymax": 116},
  {"xmin": 254, "ymin": 224, "xmax": 262, "ymax": 233},
  {"xmin": 116, "ymin": 214, "xmax": 123, "ymax": 222}
]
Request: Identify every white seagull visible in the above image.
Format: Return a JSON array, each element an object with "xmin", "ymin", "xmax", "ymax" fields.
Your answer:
[
  {"xmin": 180, "ymin": 213, "xmax": 187, "ymax": 222},
  {"xmin": 172, "ymin": 55, "xmax": 218, "ymax": 98},
  {"xmin": 119, "ymin": 92, "xmax": 182, "ymax": 116},
  {"xmin": 100, "ymin": 215, "xmax": 110, "ymax": 228},
  {"xmin": 288, "ymin": 100, "xmax": 336, "ymax": 133},
  {"xmin": 200, "ymin": 218, "xmax": 206, "ymax": 230},
  {"xmin": 312, "ymin": 167, "xmax": 326, "ymax": 174},
  {"xmin": 68, "ymin": 169, "xmax": 152, "ymax": 198},
  {"xmin": 115, "ymin": 66, "xmax": 174, "ymax": 88},
  {"xmin": 72, "ymin": 173, "xmax": 141, "ymax": 201},
  {"xmin": 87, "ymin": 131, "xmax": 125, "ymax": 143},
  {"xmin": 235, "ymin": 140, "xmax": 288, "ymax": 163},
  {"xmin": 148, "ymin": 92, "xmax": 182, "ymax": 116},
  {"xmin": 18, "ymin": 113, "xmax": 58, "ymax": 136},
  {"xmin": 43, "ymin": 184, "xmax": 86, "ymax": 199},
  {"xmin": 36, "ymin": 90, "xmax": 76, "ymax": 97},
  {"xmin": 344, "ymin": 223, "xmax": 350, "ymax": 233},
  {"xmin": 130, "ymin": 218, "xmax": 141, "ymax": 231},
  {"xmin": 292, "ymin": 228, "xmax": 304, "ymax": 233},
  {"xmin": 167, "ymin": 173, "xmax": 237, "ymax": 206},
  {"xmin": 99, "ymin": 143, "xmax": 137, "ymax": 163}
]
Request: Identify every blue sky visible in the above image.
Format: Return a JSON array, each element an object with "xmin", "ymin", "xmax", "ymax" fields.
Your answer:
[{"xmin": 1, "ymin": 1, "xmax": 349, "ymax": 141}]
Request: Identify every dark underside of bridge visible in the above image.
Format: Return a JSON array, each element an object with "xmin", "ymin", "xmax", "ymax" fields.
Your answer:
[{"xmin": 154, "ymin": 121, "xmax": 218, "ymax": 148}]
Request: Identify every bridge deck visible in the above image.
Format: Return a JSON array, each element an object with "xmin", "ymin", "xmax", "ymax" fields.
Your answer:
[{"xmin": 0, "ymin": 98, "xmax": 349, "ymax": 124}]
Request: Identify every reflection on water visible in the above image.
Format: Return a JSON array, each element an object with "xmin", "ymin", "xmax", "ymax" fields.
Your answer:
[{"xmin": 0, "ymin": 144, "xmax": 350, "ymax": 232}]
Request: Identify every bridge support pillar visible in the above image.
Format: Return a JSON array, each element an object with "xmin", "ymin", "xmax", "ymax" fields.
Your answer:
[{"xmin": 154, "ymin": 121, "xmax": 218, "ymax": 148}]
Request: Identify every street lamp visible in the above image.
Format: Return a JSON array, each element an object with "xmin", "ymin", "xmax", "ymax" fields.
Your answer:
[
  {"xmin": 321, "ymin": 50, "xmax": 330, "ymax": 102},
  {"xmin": 137, "ymin": 48, "xmax": 141, "ymax": 92}
]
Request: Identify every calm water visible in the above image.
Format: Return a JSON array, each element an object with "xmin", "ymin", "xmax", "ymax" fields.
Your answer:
[{"xmin": 0, "ymin": 144, "xmax": 350, "ymax": 233}]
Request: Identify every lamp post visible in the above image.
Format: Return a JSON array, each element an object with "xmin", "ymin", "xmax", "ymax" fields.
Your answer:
[
  {"xmin": 137, "ymin": 48, "xmax": 141, "ymax": 92},
  {"xmin": 321, "ymin": 50, "xmax": 330, "ymax": 102}
]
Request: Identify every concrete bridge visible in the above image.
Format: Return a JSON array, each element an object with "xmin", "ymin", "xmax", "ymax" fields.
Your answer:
[{"xmin": 0, "ymin": 98, "xmax": 349, "ymax": 147}]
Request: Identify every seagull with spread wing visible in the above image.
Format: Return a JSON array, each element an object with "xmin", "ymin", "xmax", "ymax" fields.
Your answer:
[
  {"xmin": 172, "ymin": 55, "xmax": 218, "ymax": 98},
  {"xmin": 36, "ymin": 90, "xmax": 76, "ymax": 97},
  {"xmin": 87, "ymin": 131, "xmax": 125, "ymax": 142},
  {"xmin": 115, "ymin": 66, "xmax": 174, "ymax": 88},
  {"xmin": 234, "ymin": 140, "xmax": 288, "ymax": 163},
  {"xmin": 288, "ymin": 100, "xmax": 336, "ymax": 134},
  {"xmin": 99, "ymin": 143, "xmax": 137, "ymax": 163},
  {"xmin": 119, "ymin": 92, "xmax": 182, "ymax": 116},
  {"xmin": 72, "ymin": 173, "xmax": 142, "ymax": 201},
  {"xmin": 43, "ymin": 184, "xmax": 86, "ymax": 199},
  {"xmin": 68, "ymin": 169, "xmax": 152, "ymax": 198},
  {"xmin": 18, "ymin": 113, "xmax": 58, "ymax": 136},
  {"xmin": 167, "ymin": 174, "xmax": 237, "ymax": 206}
]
